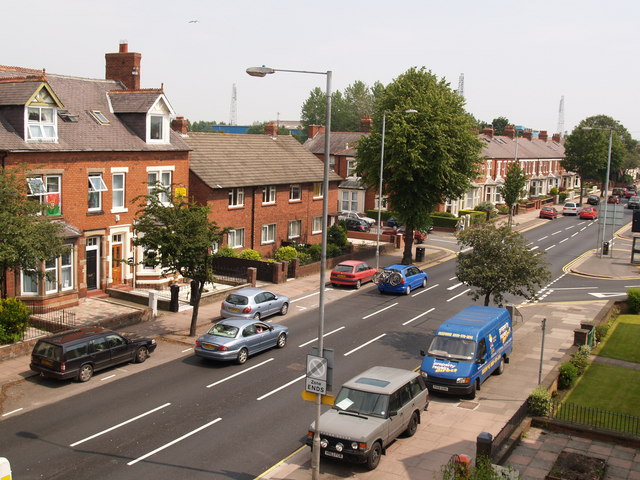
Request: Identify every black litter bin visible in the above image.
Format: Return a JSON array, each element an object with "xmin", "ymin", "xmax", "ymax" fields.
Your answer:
[
  {"xmin": 415, "ymin": 246, "xmax": 426, "ymax": 262},
  {"xmin": 603, "ymin": 241, "xmax": 610, "ymax": 255}
]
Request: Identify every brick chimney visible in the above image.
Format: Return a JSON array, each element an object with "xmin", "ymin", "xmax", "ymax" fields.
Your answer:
[
  {"xmin": 538, "ymin": 130, "xmax": 548, "ymax": 142},
  {"xmin": 105, "ymin": 42, "xmax": 141, "ymax": 90},
  {"xmin": 171, "ymin": 116, "xmax": 188, "ymax": 135},
  {"xmin": 503, "ymin": 125, "xmax": 515, "ymax": 139},
  {"xmin": 360, "ymin": 115, "xmax": 373, "ymax": 133},
  {"xmin": 265, "ymin": 122, "xmax": 278, "ymax": 138},
  {"xmin": 481, "ymin": 126, "xmax": 494, "ymax": 138},
  {"xmin": 552, "ymin": 133, "xmax": 561, "ymax": 143},
  {"xmin": 523, "ymin": 129, "xmax": 533, "ymax": 141},
  {"xmin": 308, "ymin": 124, "xmax": 325, "ymax": 139}
]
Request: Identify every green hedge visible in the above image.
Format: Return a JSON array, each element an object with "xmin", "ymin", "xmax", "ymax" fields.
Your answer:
[
  {"xmin": 430, "ymin": 212, "xmax": 458, "ymax": 228},
  {"xmin": 458, "ymin": 210, "xmax": 487, "ymax": 225}
]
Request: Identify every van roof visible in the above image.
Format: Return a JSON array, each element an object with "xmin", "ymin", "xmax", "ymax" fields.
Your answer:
[
  {"xmin": 342, "ymin": 366, "xmax": 418, "ymax": 394},
  {"xmin": 436, "ymin": 305, "xmax": 510, "ymax": 340}
]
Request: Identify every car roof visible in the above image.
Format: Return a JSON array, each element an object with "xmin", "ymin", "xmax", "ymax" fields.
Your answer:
[
  {"xmin": 217, "ymin": 318, "xmax": 260, "ymax": 328},
  {"xmin": 383, "ymin": 263, "xmax": 412, "ymax": 271},
  {"xmin": 564, "ymin": 202, "xmax": 577, "ymax": 206},
  {"xmin": 342, "ymin": 366, "xmax": 419, "ymax": 394},
  {"xmin": 38, "ymin": 327, "xmax": 110, "ymax": 345},
  {"xmin": 336, "ymin": 260, "xmax": 365, "ymax": 267},
  {"xmin": 229, "ymin": 287, "xmax": 268, "ymax": 296}
]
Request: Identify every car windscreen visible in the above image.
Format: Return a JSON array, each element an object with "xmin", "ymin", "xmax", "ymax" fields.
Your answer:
[
  {"xmin": 333, "ymin": 264, "xmax": 354, "ymax": 273},
  {"xmin": 225, "ymin": 294, "xmax": 248, "ymax": 306},
  {"xmin": 428, "ymin": 336, "xmax": 476, "ymax": 361},
  {"xmin": 208, "ymin": 324, "xmax": 239, "ymax": 338},
  {"xmin": 32, "ymin": 341, "xmax": 63, "ymax": 361},
  {"xmin": 333, "ymin": 386, "xmax": 389, "ymax": 418}
]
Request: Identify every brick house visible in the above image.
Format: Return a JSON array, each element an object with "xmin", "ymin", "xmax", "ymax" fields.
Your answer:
[
  {"xmin": 183, "ymin": 125, "xmax": 342, "ymax": 257},
  {"xmin": 0, "ymin": 43, "xmax": 190, "ymax": 308}
]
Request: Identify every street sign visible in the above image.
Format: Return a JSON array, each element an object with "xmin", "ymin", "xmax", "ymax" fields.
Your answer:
[
  {"xmin": 301, "ymin": 390, "xmax": 334, "ymax": 405},
  {"xmin": 305, "ymin": 377, "xmax": 327, "ymax": 395},
  {"xmin": 306, "ymin": 354, "xmax": 328, "ymax": 394}
]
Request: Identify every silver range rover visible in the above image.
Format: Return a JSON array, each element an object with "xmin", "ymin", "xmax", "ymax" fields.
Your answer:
[{"xmin": 306, "ymin": 366, "xmax": 430, "ymax": 470}]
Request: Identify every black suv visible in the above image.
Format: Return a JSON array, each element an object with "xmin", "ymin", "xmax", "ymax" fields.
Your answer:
[
  {"xmin": 344, "ymin": 218, "xmax": 370, "ymax": 232},
  {"xmin": 586, "ymin": 195, "xmax": 600, "ymax": 205},
  {"xmin": 30, "ymin": 327, "xmax": 157, "ymax": 382}
]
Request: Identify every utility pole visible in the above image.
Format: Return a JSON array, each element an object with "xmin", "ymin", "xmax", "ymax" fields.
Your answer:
[{"xmin": 538, "ymin": 318, "xmax": 546, "ymax": 384}]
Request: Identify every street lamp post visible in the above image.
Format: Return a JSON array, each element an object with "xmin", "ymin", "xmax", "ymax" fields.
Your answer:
[{"xmin": 246, "ymin": 65, "xmax": 331, "ymax": 480}]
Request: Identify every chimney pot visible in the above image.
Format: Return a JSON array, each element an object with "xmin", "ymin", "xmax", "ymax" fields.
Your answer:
[
  {"xmin": 308, "ymin": 124, "xmax": 325, "ymax": 139},
  {"xmin": 538, "ymin": 130, "xmax": 548, "ymax": 142},
  {"xmin": 482, "ymin": 126, "xmax": 494, "ymax": 138},
  {"xmin": 265, "ymin": 122, "xmax": 278, "ymax": 138},
  {"xmin": 106, "ymin": 43, "xmax": 141, "ymax": 90},
  {"xmin": 171, "ymin": 116, "xmax": 188, "ymax": 135},
  {"xmin": 119, "ymin": 42, "xmax": 128, "ymax": 53},
  {"xmin": 360, "ymin": 115, "xmax": 373, "ymax": 133},
  {"xmin": 503, "ymin": 125, "xmax": 515, "ymax": 139}
]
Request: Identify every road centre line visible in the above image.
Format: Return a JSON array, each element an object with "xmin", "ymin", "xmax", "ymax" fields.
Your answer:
[
  {"xmin": 580, "ymin": 227, "xmax": 587, "ymax": 231},
  {"xmin": 412, "ymin": 283, "xmax": 439, "ymax": 297},
  {"xmin": 71, "ymin": 403, "xmax": 171, "ymax": 447},
  {"xmin": 538, "ymin": 235, "xmax": 548, "ymax": 241},
  {"xmin": 551, "ymin": 230, "xmax": 562, "ymax": 235},
  {"xmin": 1, "ymin": 408, "xmax": 23, "ymax": 417},
  {"xmin": 403, "ymin": 308, "xmax": 435, "ymax": 326},
  {"xmin": 181, "ymin": 348, "xmax": 192, "ymax": 353},
  {"xmin": 447, "ymin": 282, "xmax": 463, "ymax": 291},
  {"xmin": 257, "ymin": 375, "xmax": 306, "ymax": 401},
  {"xmin": 530, "ymin": 246, "xmax": 539, "ymax": 251},
  {"xmin": 448, "ymin": 276, "xmax": 457, "ymax": 281},
  {"xmin": 291, "ymin": 292, "xmax": 319, "ymax": 303},
  {"xmin": 363, "ymin": 303, "xmax": 398, "ymax": 320},
  {"xmin": 127, "ymin": 417, "xmax": 222, "ymax": 466},
  {"xmin": 446, "ymin": 288, "xmax": 470, "ymax": 302},
  {"xmin": 207, "ymin": 358, "xmax": 274, "ymax": 388},
  {"xmin": 298, "ymin": 326, "xmax": 345, "ymax": 348},
  {"xmin": 571, "ymin": 232, "xmax": 579, "ymax": 237},
  {"xmin": 100, "ymin": 374, "xmax": 117, "ymax": 381},
  {"xmin": 551, "ymin": 287, "xmax": 597, "ymax": 290},
  {"xmin": 565, "ymin": 225, "xmax": 576, "ymax": 230},
  {"xmin": 559, "ymin": 238, "xmax": 568, "ymax": 244},
  {"xmin": 545, "ymin": 245, "xmax": 556, "ymax": 251},
  {"xmin": 344, "ymin": 334, "xmax": 387, "ymax": 357}
]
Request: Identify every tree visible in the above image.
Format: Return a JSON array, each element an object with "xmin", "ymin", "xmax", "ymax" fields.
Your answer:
[
  {"xmin": 357, "ymin": 67, "xmax": 484, "ymax": 264},
  {"xmin": 500, "ymin": 162, "xmax": 527, "ymax": 227},
  {"xmin": 0, "ymin": 167, "xmax": 69, "ymax": 298},
  {"xmin": 456, "ymin": 223, "xmax": 550, "ymax": 306},
  {"xmin": 133, "ymin": 185, "xmax": 225, "ymax": 336},
  {"xmin": 562, "ymin": 115, "xmax": 628, "ymax": 201},
  {"xmin": 491, "ymin": 116, "xmax": 510, "ymax": 136}
]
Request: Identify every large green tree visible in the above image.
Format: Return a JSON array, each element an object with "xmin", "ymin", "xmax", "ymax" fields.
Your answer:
[
  {"xmin": 357, "ymin": 67, "xmax": 484, "ymax": 264},
  {"xmin": 562, "ymin": 115, "xmax": 629, "ymax": 200},
  {"xmin": 456, "ymin": 223, "xmax": 550, "ymax": 306},
  {"xmin": 491, "ymin": 116, "xmax": 510, "ymax": 136},
  {"xmin": 133, "ymin": 186, "xmax": 225, "ymax": 336},
  {"xmin": 501, "ymin": 162, "xmax": 527, "ymax": 227},
  {"xmin": 0, "ymin": 167, "xmax": 69, "ymax": 298}
]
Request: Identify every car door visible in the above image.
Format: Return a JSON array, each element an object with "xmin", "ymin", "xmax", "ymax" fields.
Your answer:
[
  {"xmin": 405, "ymin": 267, "xmax": 421, "ymax": 289},
  {"xmin": 254, "ymin": 322, "xmax": 274, "ymax": 351},
  {"xmin": 387, "ymin": 384, "xmax": 412, "ymax": 442},
  {"xmin": 89, "ymin": 336, "xmax": 112, "ymax": 371},
  {"xmin": 105, "ymin": 333, "xmax": 132, "ymax": 365},
  {"xmin": 241, "ymin": 324, "xmax": 262, "ymax": 354},
  {"xmin": 261, "ymin": 291, "xmax": 278, "ymax": 317}
]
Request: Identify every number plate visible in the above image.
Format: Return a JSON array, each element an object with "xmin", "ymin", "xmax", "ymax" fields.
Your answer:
[
  {"xmin": 41, "ymin": 359, "xmax": 53, "ymax": 367},
  {"xmin": 432, "ymin": 385, "xmax": 448, "ymax": 392},
  {"xmin": 324, "ymin": 451, "xmax": 343, "ymax": 459},
  {"xmin": 203, "ymin": 343, "xmax": 216, "ymax": 350},
  {"xmin": 229, "ymin": 307, "xmax": 239, "ymax": 312}
]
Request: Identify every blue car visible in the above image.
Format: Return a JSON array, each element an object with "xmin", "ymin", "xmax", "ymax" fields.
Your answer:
[{"xmin": 374, "ymin": 264, "xmax": 428, "ymax": 295}]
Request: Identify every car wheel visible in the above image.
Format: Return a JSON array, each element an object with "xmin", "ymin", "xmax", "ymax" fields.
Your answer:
[
  {"xmin": 366, "ymin": 442, "xmax": 382, "ymax": 471},
  {"xmin": 467, "ymin": 380, "xmax": 478, "ymax": 400},
  {"xmin": 405, "ymin": 285, "xmax": 411, "ymax": 295},
  {"xmin": 421, "ymin": 278, "xmax": 427, "ymax": 289},
  {"xmin": 236, "ymin": 348, "xmax": 248, "ymax": 364},
  {"xmin": 253, "ymin": 312, "xmax": 261, "ymax": 320},
  {"xmin": 279, "ymin": 303, "xmax": 289, "ymax": 316},
  {"xmin": 276, "ymin": 333, "xmax": 287, "ymax": 349},
  {"xmin": 135, "ymin": 346, "xmax": 149, "ymax": 363},
  {"xmin": 355, "ymin": 280, "xmax": 362, "ymax": 290},
  {"xmin": 331, "ymin": 283, "xmax": 338, "ymax": 288},
  {"xmin": 77, "ymin": 364, "xmax": 94, "ymax": 383},
  {"xmin": 403, "ymin": 412, "xmax": 419, "ymax": 437},
  {"xmin": 494, "ymin": 357, "xmax": 505, "ymax": 375}
]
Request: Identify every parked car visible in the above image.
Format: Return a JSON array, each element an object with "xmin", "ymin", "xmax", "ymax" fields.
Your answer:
[
  {"xmin": 579, "ymin": 206, "xmax": 598, "ymax": 220},
  {"xmin": 586, "ymin": 195, "xmax": 600, "ymax": 206},
  {"xmin": 607, "ymin": 195, "xmax": 621, "ymax": 204},
  {"xmin": 628, "ymin": 196, "xmax": 640, "ymax": 209},
  {"xmin": 612, "ymin": 187, "xmax": 625, "ymax": 197},
  {"xmin": 627, "ymin": 184, "xmax": 637, "ymax": 193},
  {"xmin": 194, "ymin": 318, "xmax": 288, "ymax": 364},
  {"xmin": 374, "ymin": 264, "xmax": 428, "ymax": 295},
  {"xmin": 562, "ymin": 202, "xmax": 581, "ymax": 215},
  {"xmin": 220, "ymin": 287, "xmax": 289, "ymax": 320},
  {"xmin": 381, "ymin": 226, "xmax": 431, "ymax": 243},
  {"xmin": 625, "ymin": 189, "xmax": 636, "ymax": 198},
  {"xmin": 539, "ymin": 206, "xmax": 558, "ymax": 220},
  {"xmin": 306, "ymin": 366, "xmax": 429, "ymax": 470},
  {"xmin": 344, "ymin": 218, "xmax": 371, "ymax": 232},
  {"xmin": 338, "ymin": 211, "xmax": 376, "ymax": 226},
  {"xmin": 330, "ymin": 260, "xmax": 377, "ymax": 289},
  {"xmin": 385, "ymin": 216, "xmax": 400, "ymax": 228},
  {"xmin": 30, "ymin": 327, "xmax": 157, "ymax": 382}
]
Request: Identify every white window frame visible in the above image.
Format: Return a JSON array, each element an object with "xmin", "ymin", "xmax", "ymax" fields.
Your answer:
[
  {"xmin": 346, "ymin": 159, "xmax": 358, "ymax": 178},
  {"xmin": 27, "ymin": 174, "xmax": 62, "ymax": 216},
  {"xmin": 313, "ymin": 182, "xmax": 323, "ymax": 198},
  {"xmin": 262, "ymin": 185, "xmax": 276, "ymax": 204},
  {"xmin": 147, "ymin": 167, "xmax": 173, "ymax": 206},
  {"xmin": 261, "ymin": 224, "xmax": 276, "ymax": 244},
  {"xmin": 312, "ymin": 216, "xmax": 323, "ymax": 234},
  {"xmin": 61, "ymin": 248, "xmax": 73, "ymax": 291},
  {"xmin": 148, "ymin": 114, "xmax": 169, "ymax": 143},
  {"xmin": 289, "ymin": 184, "xmax": 301, "ymax": 201},
  {"xmin": 228, "ymin": 228, "xmax": 244, "ymax": 249},
  {"xmin": 27, "ymin": 106, "xmax": 57, "ymax": 141},
  {"xmin": 229, "ymin": 187, "xmax": 245, "ymax": 207},
  {"xmin": 45, "ymin": 257, "xmax": 58, "ymax": 294},
  {"xmin": 88, "ymin": 174, "xmax": 108, "ymax": 212},
  {"xmin": 341, "ymin": 191, "xmax": 358, "ymax": 212},
  {"xmin": 288, "ymin": 220, "xmax": 302, "ymax": 239},
  {"xmin": 21, "ymin": 269, "xmax": 38, "ymax": 296},
  {"xmin": 112, "ymin": 172, "xmax": 126, "ymax": 211}
]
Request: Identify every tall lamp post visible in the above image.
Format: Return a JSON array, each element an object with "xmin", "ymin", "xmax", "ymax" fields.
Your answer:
[
  {"xmin": 246, "ymin": 66, "xmax": 331, "ymax": 480},
  {"xmin": 375, "ymin": 109, "xmax": 417, "ymax": 270},
  {"xmin": 582, "ymin": 126, "xmax": 613, "ymax": 256}
]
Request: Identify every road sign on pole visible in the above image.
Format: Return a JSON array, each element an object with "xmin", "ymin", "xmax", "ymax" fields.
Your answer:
[{"xmin": 305, "ymin": 355, "xmax": 327, "ymax": 395}]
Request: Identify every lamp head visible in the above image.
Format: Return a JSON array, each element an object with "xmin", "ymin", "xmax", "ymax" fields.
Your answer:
[{"xmin": 246, "ymin": 66, "xmax": 275, "ymax": 77}]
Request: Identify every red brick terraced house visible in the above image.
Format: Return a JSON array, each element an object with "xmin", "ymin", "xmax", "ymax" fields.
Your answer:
[
  {"xmin": 183, "ymin": 125, "xmax": 342, "ymax": 258},
  {"xmin": 0, "ymin": 43, "xmax": 190, "ymax": 308}
]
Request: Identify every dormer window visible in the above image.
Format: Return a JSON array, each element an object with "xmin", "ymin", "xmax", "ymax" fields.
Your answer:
[
  {"xmin": 25, "ymin": 86, "xmax": 60, "ymax": 142},
  {"xmin": 146, "ymin": 97, "xmax": 171, "ymax": 144}
]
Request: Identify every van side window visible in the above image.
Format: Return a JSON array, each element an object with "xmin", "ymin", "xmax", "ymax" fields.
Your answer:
[
  {"xmin": 92, "ymin": 337, "xmax": 109, "ymax": 352},
  {"xmin": 477, "ymin": 338, "xmax": 487, "ymax": 363},
  {"xmin": 106, "ymin": 334, "xmax": 126, "ymax": 348},
  {"xmin": 65, "ymin": 343, "xmax": 89, "ymax": 360}
]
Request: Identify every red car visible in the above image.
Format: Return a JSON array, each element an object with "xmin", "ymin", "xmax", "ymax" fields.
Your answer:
[
  {"xmin": 607, "ymin": 195, "xmax": 621, "ymax": 204},
  {"xmin": 539, "ymin": 206, "xmax": 558, "ymax": 220},
  {"xmin": 579, "ymin": 206, "xmax": 598, "ymax": 220},
  {"xmin": 381, "ymin": 226, "xmax": 428, "ymax": 243},
  {"xmin": 330, "ymin": 260, "xmax": 377, "ymax": 289}
]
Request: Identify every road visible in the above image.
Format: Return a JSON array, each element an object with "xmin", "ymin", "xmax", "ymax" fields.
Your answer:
[{"xmin": 0, "ymin": 205, "xmax": 632, "ymax": 479}]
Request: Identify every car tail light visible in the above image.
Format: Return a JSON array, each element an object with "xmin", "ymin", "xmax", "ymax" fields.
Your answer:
[
  {"xmin": 242, "ymin": 306, "xmax": 252, "ymax": 314},
  {"xmin": 218, "ymin": 346, "xmax": 228, "ymax": 351},
  {"xmin": 195, "ymin": 340, "xmax": 201, "ymax": 347},
  {"xmin": 60, "ymin": 362, "xmax": 66, "ymax": 372}
]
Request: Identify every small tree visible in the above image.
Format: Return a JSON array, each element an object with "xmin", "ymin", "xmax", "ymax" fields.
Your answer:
[
  {"xmin": 133, "ymin": 185, "xmax": 225, "ymax": 336},
  {"xmin": 500, "ymin": 162, "xmax": 527, "ymax": 227},
  {"xmin": 0, "ymin": 297, "xmax": 31, "ymax": 344},
  {"xmin": 456, "ymin": 223, "xmax": 551, "ymax": 306}
]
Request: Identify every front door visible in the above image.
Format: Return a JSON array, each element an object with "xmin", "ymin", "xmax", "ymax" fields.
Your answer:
[
  {"xmin": 86, "ymin": 237, "xmax": 100, "ymax": 290},
  {"xmin": 112, "ymin": 244, "xmax": 122, "ymax": 285}
]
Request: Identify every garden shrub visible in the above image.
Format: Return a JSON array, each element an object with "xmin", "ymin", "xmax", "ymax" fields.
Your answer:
[
  {"xmin": 570, "ymin": 345, "xmax": 591, "ymax": 374},
  {"xmin": 0, "ymin": 298, "xmax": 31, "ymax": 344},
  {"xmin": 496, "ymin": 204, "xmax": 509, "ymax": 214},
  {"xmin": 327, "ymin": 223, "xmax": 348, "ymax": 248},
  {"xmin": 559, "ymin": 192, "xmax": 568, "ymax": 202},
  {"xmin": 305, "ymin": 244, "xmax": 322, "ymax": 262},
  {"xmin": 595, "ymin": 324, "xmax": 609, "ymax": 342},
  {"xmin": 296, "ymin": 252, "xmax": 313, "ymax": 266},
  {"xmin": 558, "ymin": 362, "xmax": 578, "ymax": 389},
  {"xmin": 473, "ymin": 201, "xmax": 495, "ymax": 217},
  {"xmin": 549, "ymin": 187, "xmax": 559, "ymax": 196},
  {"xmin": 274, "ymin": 246, "xmax": 299, "ymax": 263},
  {"xmin": 527, "ymin": 386, "xmax": 551, "ymax": 416},
  {"xmin": 627, "ymin": 288, "xmax": 640, "ymax": 313},
  {"xmin": 216, "ymin": 246, "xmax": 238, "ymax": 258},
  {"xmin": 238, "ymin": 249, "xmax": 261, "ymax": 260},
  {"xmin": 327, "ymin": 243, "xmax": 343, "ymax": 258}
]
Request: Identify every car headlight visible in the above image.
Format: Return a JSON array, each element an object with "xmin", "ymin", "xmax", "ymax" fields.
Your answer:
[
  {"xmin": 335, "ymin": 442, "xmax": 344, "ymax": 452},
  {"xmin": 420, "ymin": 370, "xmax": 428, "ymax": 378},
  {"xmin": 320, "ymin": 438, "xmax": 328, "ymax": 448},
  {"xmin": 456, "ymin": 377, "xmax": 470, "ymax": 384},
  {"xmin": 351, "ymin": 442, "xmax": 359, "ymax": 450}
]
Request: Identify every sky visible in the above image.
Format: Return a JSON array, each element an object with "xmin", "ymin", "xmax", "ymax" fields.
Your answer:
[{"xmin": 2, "ymin": 0, "xmax": 639, "ymax": 138}]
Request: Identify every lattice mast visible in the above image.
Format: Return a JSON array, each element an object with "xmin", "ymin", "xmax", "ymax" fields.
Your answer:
[
  {"xmin": 229, "ymin": 83, "xmax": 237, "ymax": 126},
  {"xmin": 457, "ymin": 73, "xmax": 465, "ymax": 98},
  {"xmin": 556, "ymin": 95, "xmax": 564, "ymax": 138}
]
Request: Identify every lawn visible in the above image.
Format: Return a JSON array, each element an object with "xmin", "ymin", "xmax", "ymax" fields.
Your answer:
[{"xmin": 595, "ymin": 314, "xmax": 640, "ymax": 363}]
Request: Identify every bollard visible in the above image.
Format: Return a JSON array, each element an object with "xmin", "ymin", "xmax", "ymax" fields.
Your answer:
[
  {"xmin": 603, "ymin": 241, "xmax": 609, "ymax": 255},
  {"xmin": 475, "ymin": 432, "xmax": 493, "ymax": 466},
  {"xmin": 415, "ymin": 246, "xmax": 425, "ymax": 262},
  {"xmin": 148, "ymin": 290, "xmax": 158, "ymax": 317},
  {"xmin": 169, "ymin": 284, "xmax": 180, "ymax": 312}
]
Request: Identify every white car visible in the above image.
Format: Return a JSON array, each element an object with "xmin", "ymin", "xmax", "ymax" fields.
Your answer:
[
  {"xmin": 562, "ymin": 202, "xmax": 581, "ymax": 216},
  {"xmin": 338, "ymin": 211, "xmax": 376, "ymax": 225}
]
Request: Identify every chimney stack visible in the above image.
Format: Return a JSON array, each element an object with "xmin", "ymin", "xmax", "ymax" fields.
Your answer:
[
  {"xmin": 552, "ymin": 133, "xmax": 561, "ymax": 143},
  {"xmin": 481, "ymin": 126, "xmax": 494, "ymax": 138},
  {"xmin": 503, "ymin": 125, "xmax": 515, "ymax": 139},
  {"xmin": 523, "ymin": 129, "xmax": 533, "ymax": 141},
  {"xmin": 360, "ymin": 115, "xmax": 373, "ymax": 133},
  {"xmin": 265, "ymin": 122, "xmax": 278, "ymax": 138},
  {"xmin": 105, "ymin": 41, "xmax": 141, "ymax": 90},
  {"xmin": 538, "ymin": 130, "xmax": 548, "ymax": 142},
  {"xmin": 171, "ymin": 117, "xmax": 188, "ymax": 135},
  {"xmin": 308, "ymin": 124, "xmax": 325, "ymax": 139}
]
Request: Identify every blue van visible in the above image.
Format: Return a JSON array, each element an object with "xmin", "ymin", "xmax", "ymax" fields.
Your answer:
[{"xmin": 419, "ymin": 305, "xmax": 512, "ymax": 399}]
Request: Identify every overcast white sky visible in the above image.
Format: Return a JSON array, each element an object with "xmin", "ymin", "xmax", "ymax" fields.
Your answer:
[{"xmin": 2, "ymin": 0, "xmax": 638, "ymax": 138}]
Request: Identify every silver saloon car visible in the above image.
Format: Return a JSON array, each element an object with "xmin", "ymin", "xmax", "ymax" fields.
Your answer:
[
  {"xmin": 220, "ymin": 287, "xmax": 289, "ymax": 320},
  {"xmin": 195, "ymin": 318, "xmax": 288, "ymax": 364}
]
